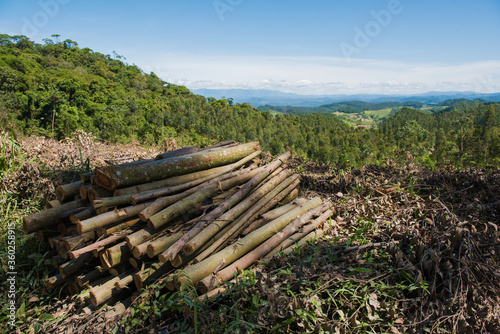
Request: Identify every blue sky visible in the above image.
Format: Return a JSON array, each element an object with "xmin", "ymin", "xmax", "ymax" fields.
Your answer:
[{"xmin": 1, "ymin": 0, "xmax": 499, "ymax": 94}]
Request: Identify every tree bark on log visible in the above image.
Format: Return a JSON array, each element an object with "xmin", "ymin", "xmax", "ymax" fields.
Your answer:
[
  {"xmin": 94, "ymin": 141, "xmax": 260, "ymax": 190},
  {"xmin": 23, "ymin": 199, "xmax": 88, "ymax": 234},
  {"xmin": 189, "ymin": 173, "xmax": 298, "ymax": 261},
  {"xmin": 79, "ymin": 184, "xmax": 91, "ymax": 199},
  {"xmin": 146, "ymin": 230, "xmax": 185, "ymax": 258},
  {"xmin": 264, "ymin": 208, "xmax": 334, "ymax": 260},
  {"xmin": 69, "ymin": 207, "xmax": 96, "ymax": 224},
  {"xmin": 46, "ymin": 199, "xmax": 61, "ymax": 209},
  {"xmin": 77, "ymin": 202, "xmax": 150, "ymax": 234},
  {"xmin": 89, "ymin": 270, "xmax": 134, "ymax": 307},
  {"xmin": 241, "ymin": 198, "xmax": 307, "ymax": 236},
  {"xmin": 184, "ymin": 168, "xmax": 294, "ymax": 257},
  {"xmin": 155, "ymin": 146, "xmax": 199, "ymax": 160},
  {"xmin": 69, "ymin": 231, "xmax": 131, "ymax": 259},
  {"xmin": 45, "ymin": 274, "xmax": 67, "ymax": 290},
  {"xmin": 59, "ymin": 252, "xmax": 94, "ymax": 279},
  {"xmin": 177, "ymin": 197, "xmax": 322, "ymax": 287},
  {"xmin": 197, "ymin": 203, "xmax": 332, "ymax": 292},
  {"xmin": 76, "ymin": 268, "xmax": 105, "ymax": 287},
  {"xmin": 101, "ymin": 241, "xmax": 131, "ymax": 269},
  {"xmin": 97, "ymin": 218, "xmax": 140, "ymax": 237},
  {"xmin": 56, "ymin": 181, "xmax": 82, "ymax": 202},
  {"xmin": 92, "ymin": 194, "xmax": 133, "ymax": 210},
  {"xmin": 138, "ymin": 164, "xmax": 261, "ymax": 222}
]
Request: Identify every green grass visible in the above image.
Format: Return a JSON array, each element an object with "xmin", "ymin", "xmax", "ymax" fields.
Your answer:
[{"xmin": 364, "ymin": 108, "xmax": 392, "ymax": 118}]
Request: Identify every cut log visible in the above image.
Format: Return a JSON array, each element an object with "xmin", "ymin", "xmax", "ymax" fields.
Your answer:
[
  {"xmin": 76, "ymin": 268, "xmax": 105, "ymax": 287},
  {"xmin": 159, "ymin": 153, "xmax": 291, "ymax": 262},
  {"xmin": 80, "ymin": 172, "xmax": 93, "ymax": 185},
  {"xmin": 177, "ymin": 197, "xmax": 322, "ymax": 287},
  {"xmin": 94, "ymin": 141, "xmax": 260, "ymax": 190},
  {"xmin": 155, "ymin": 146, "xmax": 199, "ymax": 160},
  {"xmin": 87, "ymin": 186, "xmax": 113, "ymax": 203},
  {"xmin": 115, "ymin": 272, "xmax": 135, "ymax": 290},
  {"xmin": 242, "ymin": 198, "xmax": 307, "ymax": 236},
  {"xmin": 264, "ymin": 208, "xmax": 334, "ymax": 260},
  {"xmin": 188, "ymin": 172, "xmax": 298, "ymax": 261},
  {"xmin": 45, "ymin": 274, "xmax": 67, "ymax": 290},
  {"xmin": 77, "ymin": 202, "xmax": 150, "ymax": 234},
  {"xmin": 89, "ymin": 270, "xmax": 134, "ymax": 307},
  {"xmin": 59, "ymin": 252, "xmax": 94, "ymax": 279},
  {"xmin": 97, "ymin": 218, "xmax": 140, "ymax": 237},
  {"xmin": 37, "ymin": 229, "xmax": 60, "ymax": 242},
  {"xmin": 52, "ymin": 255, "xmax": 64, "ymax": 269},
  {"xmin": 280, "ymin": 188, "xmax": 299, "ymax": 205},
  {"xmin": 23, "ymin": 199, "xmax": 88, "ymax": 234},
  {"xmin": 56, "ymin": 181, "xmax": 82, "ymax": 202},
  {"xmin": 134, "ymin": 261, "xmax": 173, "ymax": 290},
  {"xmin": 146, "ymin": 230, "xmax": 185, "ymax": 258},
  {"xmin": 69, "ymin": 207, "xmax": 96, "ymax": 224},
  {"xmin": 46, "ymin": 199, "xmax": 61, "ymax": 209},
  {"xmin": 147, "ymin": 167, "xmax": 264, "ymax": 231},
  {"xmin": 101, "ymin": 241, "xmax": 131, "ymax": 269},
  {"xmin": 138, "ymin": 164, "xmax": 261, "ymax": 222},
  {"xmin": 92, "ymin": 194, "xmax": 133, "ymax": 210},
  {"xmin": 197, "ymin": 203, "xmax": 332, "ymax": 292},
  {"xmin": 69, "ymin": 231, "xmax": 131, "ymax": 259}
]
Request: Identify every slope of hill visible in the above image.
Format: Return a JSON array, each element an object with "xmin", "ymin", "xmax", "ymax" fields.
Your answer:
[{"xmin": 193, "ymin": 88, "xmax": 500, "ymax": 107}]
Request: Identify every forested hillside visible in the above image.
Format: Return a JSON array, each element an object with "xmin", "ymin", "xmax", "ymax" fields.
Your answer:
[{"xmin": 1, "ymin": 34, "xmax": 499, "ymax": 168}]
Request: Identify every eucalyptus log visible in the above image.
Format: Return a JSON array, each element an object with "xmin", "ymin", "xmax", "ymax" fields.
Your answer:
[
  {"xmin": 177, "ymin": 197, "xmax": 322, "ymax": 287},
  {"xmin": 87, "ymin": 186, "xmax": 113, "ymax": 203},
  {"xmin": 89, "ymin": 270, "xmax": 134, "ymax": 307},
  {"xmin": 46, "ymin": 199, "xmax": 61, "ymax": 209},
  {"xmin": 52, "ymin": 255, "xmax": 64, "ymax": 269},
  {"xmin": 45, "ymin": 274, "xmax": 67, "ymax": 290},
  {"xmin": 70, "ymin": 231, "xmax": 130, "ymax": 259},
  {"xmin": 23, "ymin": 199, "xmax": 88, "ymax": 234},
  {"xmin": 201, "ymin": 140, "xmax": 235, "ymax": 151},
  {"xmin": 101, "ymin": 241, "xmax": 131, "ymax": 269},
  {"xmin": 280, "ymin": 188, "xmax": 299, "ymax": 205},
  {"xmin": 115, "ymin": 272, "xmax": 135, "ymax": 290},
  {"xmin": 242, "ymin": 198, "xmax": 307, "ymax": 236},
  {"xmin": 186, "ymin": 172, "xmax": 297, "ymax": 260},
  {"xmin": 80, "ymin": 172, "xmax": 93, "ymax": 185},
  {"xmin": 67, "ymin": 282, "xmax": 81, "ymax": 295},
  {"xmin": 197, "ymin": 203, "xmax": 331, "ymax": 292},
  {"xmin": 92, "ymin": 194, "xmax": 133, "ymax": 210},
  {"xmin": 77, "ymin": 202, "xmax": 150, "ymax": 234},
  {"xmin": 146, "ymin": 230, "xmax": 185, "ymax": 258},
  {"xmin": 155, "ymin": 146, "xmax": 199, "ymax": 160},
  {"xmin": 37, "ymin": 229, "xmax": 60, "ymax": 242},
  {"xmin": 147, "ymin": 167, "xmax": 263, "ymax": 231},
  {"xmin": 59, "ymin": 252, "xmax": 94, "ymax": 279},
  {"xmin": 134, "ymin": 261, "xmax": 173, "ymax": 290},
  {"xmin": 58, "ymin": 233, "xmax": 94, "ymax": 254},
  {"xmin": 56, "ymin": 181, "xmax": 82, "ymax": 202},
  {"xmin": 97, "ymin": 218, "xmax": 140, "ymax": 237},
  {"xmin": 79, "ymin": 184, "xmax": 92, "ymax": 199},
  {"xmin": 94, "ymin": 141, "xmax": 260, "ymax": 190},
  {"xmin": 160, "ymin": 153, "xmax": 290, "ymax": 262},
  {"xmin": 278, "ymin": 228, "xmax": 328, "ymax": 255},
  {"xmin": 69, "ymin": 207, "xmax": 96, "ymax": 224},
  {"xmin": 129, "ymin": 257, "xmax": 143, "ymax": 269},
  {"xmin": 264, "ymin": 208, "xmax": 334, "ymax": 260},
  {"xmin": 76, "ymin": 269, "xmax": 106, "ymax": 287},
  {"xmin": 139, "ymin": 164, "xmax": 261, "ymax": 222}
]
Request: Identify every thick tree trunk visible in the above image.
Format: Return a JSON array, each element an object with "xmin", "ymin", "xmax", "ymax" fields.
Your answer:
[
  {"xmin": 155, "ymin": 146, "xmax": 199, "ymax": 160},
  {"xmin": 23, "ymin": 199, "xmax": 88, "ymax": 234},
  {"xmin": 177, "ymin": 197, "xmax": 322, "ymax": 287},
  {"xmin": 94, "ymin": 141, "xmax": 260, "ymax": 190}
]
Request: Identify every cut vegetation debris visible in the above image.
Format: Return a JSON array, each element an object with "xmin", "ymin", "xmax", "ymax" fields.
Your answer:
[{"xmin": 22, "ymin": 141, "xmax": 334, "ymax": 313}]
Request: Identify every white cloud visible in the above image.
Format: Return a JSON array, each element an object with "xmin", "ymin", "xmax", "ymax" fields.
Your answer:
[{"xmin": 134, "ymin": 52, "xmax": 500, "ymax": 95}]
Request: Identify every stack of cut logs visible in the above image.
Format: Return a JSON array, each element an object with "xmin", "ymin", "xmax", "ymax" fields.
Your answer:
[{"xmin": 23, "ymin": 141, "xmax": 334, "ymax": 307}]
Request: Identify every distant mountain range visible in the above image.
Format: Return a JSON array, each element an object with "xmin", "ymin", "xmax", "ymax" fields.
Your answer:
[{"xmin": 191, "ymin": 89, "xmax": 500, "ymax": 107}]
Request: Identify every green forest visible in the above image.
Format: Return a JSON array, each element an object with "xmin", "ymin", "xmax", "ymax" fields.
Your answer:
[{"xmin": 1, "ymin": 34, "xmax": 499, "ymax": 169}]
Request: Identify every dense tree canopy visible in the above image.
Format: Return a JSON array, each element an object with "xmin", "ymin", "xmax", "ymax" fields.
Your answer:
[{"xmin": 1, "ymin": 34, "xmax": 499, "ymax": 169}]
